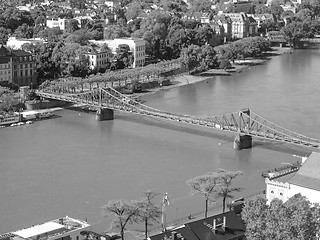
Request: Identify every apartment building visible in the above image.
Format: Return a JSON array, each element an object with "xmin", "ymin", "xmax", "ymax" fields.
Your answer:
[{"xmin": 0, "ymin": 45, "xmax": 37, "ymax": 87}]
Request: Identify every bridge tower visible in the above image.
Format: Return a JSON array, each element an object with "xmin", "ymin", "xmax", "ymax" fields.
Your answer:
[
  {"xmin": 234, "ymin": 109, "xmax": 252, "ymax": 150},
  {"xmin": 96, "ymin": 88, "xmax": 114, "ymax": 121}
]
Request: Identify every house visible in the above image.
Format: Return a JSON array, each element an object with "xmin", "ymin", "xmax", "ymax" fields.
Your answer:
[
  {"xmin": 89, "ymin": 38, "xmax": 146, "ymax": 68},
  {"xmin": 149, "ymin": 211, "xmax": 246, "ymax": 240},
  {"xmin": 247, "ymin": 14, "xmax": 275, "ymax": 34},
  {"xmin": 84, "ymin": 46, "xmax": 112, "ymax": 70},
  {"xmin": 224, "ymin": 12, "xmax": 257, "ymax": 39},
  {"xmin": 265, "ymin": 152, "xmax": 320, "ymax": 204},
  {"xmin": 200, "ymin": 14, "xmax": 232, "ymax": 41},
  {"xmin": 0, "ymin": 216, "xmax": 90, "ymax": 240},
  {"xmin": 0, "ymin": 45, "xmax": 37, "ymax": 87},
  {"xmin": 46, "ymin": 17, "xmax": 67, "ymax": 30},
  {"xmin": 214, "ymin": 15, "xmax": 233, "ymax": 41}
]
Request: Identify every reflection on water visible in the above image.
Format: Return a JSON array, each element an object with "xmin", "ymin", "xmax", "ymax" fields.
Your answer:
[{"xmin": 1, "ymin": 49, "xmax": 319, "ymax": 233}]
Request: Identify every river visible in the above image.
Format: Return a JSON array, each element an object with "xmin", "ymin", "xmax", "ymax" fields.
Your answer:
[{"xmin": 1, "ymin": 49, "xmax": 319, "ymax": 234}]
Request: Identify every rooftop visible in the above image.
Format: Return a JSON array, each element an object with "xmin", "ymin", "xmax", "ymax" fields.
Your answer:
[
  {"xmin": 3, "ymin": 216, "xmax": 90, "ymax": 240},
  {"xmin": 288, "ymin": 152, "xmax": 320, "ymax": 191}
]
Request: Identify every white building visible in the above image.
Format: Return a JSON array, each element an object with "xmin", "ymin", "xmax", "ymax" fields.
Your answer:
[
  {"xmin": 89, "ymin": 38, "xmax": 146, "ymax": 68},
  {"xmin": 266, "ymin": 152, "xmax": 320, "ymax": 204},
  {"xmin": 46, "ymin": 18, "xmax": 67, "ymax": 31},
  {"xmin": 104, "ymin": 0, "xmax": 120, "ymax": 8},
  {"xmin": 0, "ymin": 216, "xmax": 90, "ymax": 240},
  {"xmin": 6, "ymin": 37, "xmax": 45, "ymax": 50},
  {"xmin": 84, "ymin": 47, "xmax": 112, "ymax": 70}
]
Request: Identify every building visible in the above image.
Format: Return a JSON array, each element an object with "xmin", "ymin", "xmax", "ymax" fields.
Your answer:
[
  {"xmin": 74, "ymin": 16, "xmax": 94, "ymax": 29},
  {"xmin": 84, "ymin": 46, "xmax": 112, "ymax": 70},
  {"xmin": 6, "ymin": 37, "xmax": 45, "ymax": 50},
  {"xmin": 149, "ymin": 211, "xmax": 246, "ymax": 240},
  {"xmin": 200, "ymin": 14, "xmax": 232, "ymax": 41},
  {"xmin": 90, "ymin": 38, "xmax": 146, "ymax": 68},
  {"xmin": 0, "ymin": 216, "xmax": 90, "ymax": 240},
  {"xmin": 0, "ymin": 45, "xmax": 13, "ymax": 83},
  {"xmin": 11, "ymin": 50, "xmax": 37, "ymax": 87},
  {"xmin": 104, "ymin": 0, "xmax": 120, "ymax": 8},
  {"xmin": 224, "ymin": 12, "xmax": 257, "ymax": 39},
  {"xmin": 0, "ymin": 45, "xmax": 37, "ymax": 87},
  {"xmin": 265, "ymin": 152, "xmax": 320, "ymax": 204},
  {"xmin": 248, "ymin": 14, "xmax": 275, "ymax": 34},
  {"xmin": 46, "ymin": 18, "xmax": 67, "ymax": 31}
]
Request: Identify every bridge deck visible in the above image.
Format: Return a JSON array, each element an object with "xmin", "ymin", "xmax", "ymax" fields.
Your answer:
[{"xmin": 36, "ymin": 88, "xmax": 320, "ymax": 149}]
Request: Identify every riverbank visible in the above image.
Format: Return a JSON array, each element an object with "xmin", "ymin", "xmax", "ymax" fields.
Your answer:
[{"xmin": 131, "ymin": 47, "xmax": 293, "ymax": 100}]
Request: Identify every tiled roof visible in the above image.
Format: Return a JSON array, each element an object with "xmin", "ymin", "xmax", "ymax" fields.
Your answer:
[
  {"xmin": 12, "ymin": 50, "xmax": 32, "ymax": 57},
  {"xmin": 0, "ymin": 45, "xmax": 12, "ymax": 57},
  {"xmin": 288, "ymin": 152, "xmax": 320, "ymax": 191}
]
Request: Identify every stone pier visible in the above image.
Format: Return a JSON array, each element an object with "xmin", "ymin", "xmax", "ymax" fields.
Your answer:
[
  {"xmin": 96, "ymin": 108, "xmax": 114, "ymax": 121},
  {"xmin": 233, "ymin": 134, "xmax": 252, "ymax": 150}
]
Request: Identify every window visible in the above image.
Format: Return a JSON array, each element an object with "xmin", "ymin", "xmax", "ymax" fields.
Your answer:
[
  {"xmin": 25, "ymin": 64, "xmax": 28, "ymax": 68},
  {"xmin": 20, "ymin": 70, "xmax": 23, "ymax": 76},
  {"xmin": 25, "ymin": 70, "xmax": 28, "ymax": 76},
  {"xmin": 271, "ymin": 190, "xmax": 274, "ymax": 194},
  {"xmin": 30, "ymin": 63, "xmax": 32, "ymax": 68},
  {"xmin": 14, "ymin": 65, "xmax": 17, "ymax": 70},
  {"xmin": 14, "ymin": 71, "xmax": 17, "ymax": 77}
]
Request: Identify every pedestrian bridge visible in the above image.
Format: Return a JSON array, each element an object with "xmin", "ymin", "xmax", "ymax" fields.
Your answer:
[{"xmin": 36, "ymin": 87, "xmax": 320, "ymax": 150}]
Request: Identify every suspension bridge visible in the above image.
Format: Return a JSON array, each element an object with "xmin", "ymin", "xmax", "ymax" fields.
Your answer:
[{"xmin": 36, "ymin": 87, "xmax": 320, "ymax": 150}]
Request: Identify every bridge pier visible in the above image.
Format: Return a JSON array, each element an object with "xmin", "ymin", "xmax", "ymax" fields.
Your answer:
[
  {"xmin": 234, "ymin": 134, "xmax": 252, "ymax": 150},
  {"xmin": 96, "ymin": 108, "xmax": 114, "ymax": 121}
]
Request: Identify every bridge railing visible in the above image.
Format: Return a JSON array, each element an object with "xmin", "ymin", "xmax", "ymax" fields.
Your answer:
[{"xmin": 37, "ymin": 87, "xmax": 320, "ymax": 149}]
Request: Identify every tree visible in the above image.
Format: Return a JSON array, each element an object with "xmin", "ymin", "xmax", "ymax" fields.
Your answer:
[
  {"xmin": 0, "ymin": 87, "xmax": 20, "ymax": 113},
  {"xmin": 241, "ymin": 196, "xmax": 269, "ymax": 239},
  {"xmin": 136, "ymin": 191, "xmax": 162, "ymax": 239},
  {"xmin": 115, "ymin": 44, "xmax": 133, "ymax": 69},
  {"xmin": 180, "ymin": 44, "xmax": 202, "ymax": 73},
  {"xmin": 13, "ymin": 23, "xmax": 33, "ymax": 38},
  {"xmin": 254, "ymin": 4, "xmax": 271, "ymax": 14},
  {"xmin": 36, "ymin": 27, "xmax": 63, "ymax": 42},
  {"xmin": 187, "ymin": 171, "xmax": 221, "ymax": 218},
  {"xmin": 65, "ymin": 19, "xmax": 80, "ymax": 33},
  {"xmin": 102, "ymin": 200, "xmax": 140, "ymax": 240},
  {"xmin": 214, "ymin": 169, "xmax": 243, "ymax": 212},
  {"xmin": 270, "ymin": 1, "xmax": 283, "ymax": 20},
  {"xmin": 281, "ymin": 19, "xmax": 312, "ymax": 48},
  {"xmin": 125, "ymin": 1, "xmax": 145, "ymax": 21},
  {"xmin": 242, "ymin": 194, "xmax": 319, "ymax": 240},
  {"xmin": 0, "ymin": 27, "xmax": 11, "ymax": 45}
]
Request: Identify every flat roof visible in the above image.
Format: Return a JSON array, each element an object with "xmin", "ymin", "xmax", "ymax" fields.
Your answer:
[{"xmin": 13, "ymin": 222, "xmax": 66, "ymax": 238}]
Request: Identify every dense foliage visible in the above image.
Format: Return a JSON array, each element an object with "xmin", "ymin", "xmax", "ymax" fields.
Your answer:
[
  {"xmin": 242, "ymin": 194, "xmax": 320, "ymax": 240},
  {"xmin": 0, "ymin": 0, "xmax": 320, "ymax": 88}
]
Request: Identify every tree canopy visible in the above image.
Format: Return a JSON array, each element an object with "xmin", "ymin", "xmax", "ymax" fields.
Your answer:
[{"xmin": 242, "ymin": 194, "xmax": 320, "ymax": 240}]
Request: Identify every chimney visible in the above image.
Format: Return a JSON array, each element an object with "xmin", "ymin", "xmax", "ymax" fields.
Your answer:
[
  {"xmin": 213, "ymin": 219, "xmax": 218, "ymax": 234},
  {"xmin": 222, "ymin": 216, "xmax": 228, "ymax": 231}
]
